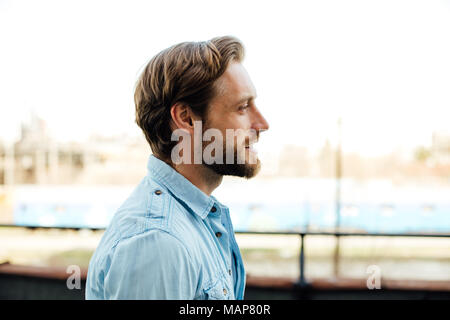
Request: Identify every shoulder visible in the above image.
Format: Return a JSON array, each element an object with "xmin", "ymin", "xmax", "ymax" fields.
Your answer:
[
  {"xmin": 87, "ymin": 177, "xmax": 175, "ymax": 271},
  {"xmin": 107, "ymin": 176, "xmax": 175, "ymax": 238},
  {"xmin": 88, "ymin": 176, "xmax": 200, "ymax": 275}
]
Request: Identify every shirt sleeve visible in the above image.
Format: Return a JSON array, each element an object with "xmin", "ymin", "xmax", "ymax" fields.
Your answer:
[{"xmin": 103, "ymin": 229, "xmax": 199, "ymax": 299}]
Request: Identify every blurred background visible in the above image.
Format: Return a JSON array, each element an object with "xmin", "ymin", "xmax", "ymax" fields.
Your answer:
[{"xmin": 0, "ymin": 0, "xmax": 449, "ymax": 299}]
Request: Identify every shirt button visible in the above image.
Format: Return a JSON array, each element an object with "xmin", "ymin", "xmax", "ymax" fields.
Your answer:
[
  {"xmin": 228, "ymin": 269, "xmax": 232, "ymax": 276},
  {"xmin": 215, "ymin": 232, "xmax": 222, "ymax": 238},
  {"xmin": 154, "ymin": 190, "xmax": 162, "ymax": 195},
  {"xmin": 223, "ymin": 288, "xmax": 227, "ymax": 295},
  {"xmin": 211, "ymin": 206, "xmax": 217, "ymax": 213}
]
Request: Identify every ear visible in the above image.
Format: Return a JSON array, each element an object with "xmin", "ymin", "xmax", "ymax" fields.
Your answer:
[{"xmin": 169, "ymin": 102, "xmax": 198, "ymax": 134}]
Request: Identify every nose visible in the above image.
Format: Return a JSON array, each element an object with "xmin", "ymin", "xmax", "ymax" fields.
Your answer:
[{"xmin": 252, "ymin": 107, "xmax": 270, "ymax": 133}]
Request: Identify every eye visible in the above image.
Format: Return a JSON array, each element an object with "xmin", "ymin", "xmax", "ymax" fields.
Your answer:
[{"xmin": 238, "ymin": 104, "xmax": 249, "ymax": 112}]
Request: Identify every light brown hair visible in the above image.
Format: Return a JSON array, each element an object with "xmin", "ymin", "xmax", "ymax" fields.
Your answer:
[{"xmin": 134, "ymin": 36, "xmax": 245, "ymax": 159}]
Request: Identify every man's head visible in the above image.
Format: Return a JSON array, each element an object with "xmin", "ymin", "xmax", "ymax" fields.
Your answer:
[{"xmin": 135, "ymin": 36, "xmax": 269, "ymax": 179}]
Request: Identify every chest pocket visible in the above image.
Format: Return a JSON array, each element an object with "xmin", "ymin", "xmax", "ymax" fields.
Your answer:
[{"xmin": 203, "ymin": 277, "xmax": 232, "ymax": 300}]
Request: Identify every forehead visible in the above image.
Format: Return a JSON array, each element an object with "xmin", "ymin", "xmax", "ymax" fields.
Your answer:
[{"xmin": 214, "ymin": 62, "xmax": 256, "ymax": 102}]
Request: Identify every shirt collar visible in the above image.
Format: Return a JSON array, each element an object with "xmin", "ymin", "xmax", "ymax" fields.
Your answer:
[{"xmin": 146, "ymin": 155, "xmax": 217, "ymax": 220}]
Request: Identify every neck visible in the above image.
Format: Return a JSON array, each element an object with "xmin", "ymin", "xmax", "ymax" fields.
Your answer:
[{"xmin": 165, "ymin": 159, "xmax": 223, "ymax": 196}]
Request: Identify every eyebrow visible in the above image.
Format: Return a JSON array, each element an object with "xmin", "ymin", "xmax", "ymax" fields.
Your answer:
[{"xmin": 234, "ymin": 94, "xmax": 257, "ymax": 106}]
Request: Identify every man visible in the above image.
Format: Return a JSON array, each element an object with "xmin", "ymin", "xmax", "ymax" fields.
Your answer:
[{"xmin": 86, "ymin": 36, "xmax": 269, "ymax": 300}]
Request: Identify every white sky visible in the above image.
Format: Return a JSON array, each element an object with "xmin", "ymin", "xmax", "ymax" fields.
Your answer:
[{"xmin": 1, "ymin": 0, "xmax": 449, "ymax": 156}]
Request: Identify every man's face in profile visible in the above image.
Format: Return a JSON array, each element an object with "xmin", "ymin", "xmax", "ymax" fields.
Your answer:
[{"xmin": 202, "ymin": 62, "xmax": 270, "ymax": 178}]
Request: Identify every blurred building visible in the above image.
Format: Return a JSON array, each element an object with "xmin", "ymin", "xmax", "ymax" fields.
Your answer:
[{"xmin": 0, "ymin": 113, "xmax": 149, "ymax": 186}]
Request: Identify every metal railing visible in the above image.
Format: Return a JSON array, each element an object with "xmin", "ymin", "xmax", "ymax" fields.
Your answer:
[
  {"xmin": 234, "ymin": 230, "xmax": 450, "ymax": 287},
  {"xmin": 1, "ymin": 224, "xmax": 450, "ymax": 287}
]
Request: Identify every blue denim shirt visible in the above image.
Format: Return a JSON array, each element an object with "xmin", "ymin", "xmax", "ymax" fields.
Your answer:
[{"xmin": 86, "ymin": 155, "xmax": 246, "ymax": 300}]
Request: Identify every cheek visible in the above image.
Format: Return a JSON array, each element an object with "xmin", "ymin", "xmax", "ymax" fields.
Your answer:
[
  {"xmin": 231, "ymin": 114, "xmax": 251, "ymax": 129},
  {"xmin": 204, "ymin": 112, "xmax": 229, "ymax": 131},
  {"xmin": 211, "ymin": 109, "xmax": 251, "ymax": 128},
  {"xmin": 205, "ymin": 113, "xmax": 252, "ymax": 147}
]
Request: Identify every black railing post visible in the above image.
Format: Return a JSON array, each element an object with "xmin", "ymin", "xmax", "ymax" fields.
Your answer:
[
  {"xmin": 299, "ymin": 233, "xmax": 306, "ymax": 286},
  {"xmin": 334, "ymin": 117, "xmax": 342, "ymax": 278},
  {"xmin": 294, "ymin": 232, "xmax": 311, "ymax": 299}
]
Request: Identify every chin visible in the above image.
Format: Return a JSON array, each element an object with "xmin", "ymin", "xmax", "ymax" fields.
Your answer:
[{"xmin": 242, "ymin": 160, "xmax": 261, "ymax": 179}]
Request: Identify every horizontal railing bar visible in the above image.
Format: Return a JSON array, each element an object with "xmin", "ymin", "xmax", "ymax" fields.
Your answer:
[
  {"xmin": 1, "ymin": 224, "xmax": 449, "ymax": 238},
  {"xmin": 0, "ymin": 224, "xmax": 105, "ymax": 231},
  {"xmin": 235, "ymin": 231, "xmax": 450, "ymax": 238}
]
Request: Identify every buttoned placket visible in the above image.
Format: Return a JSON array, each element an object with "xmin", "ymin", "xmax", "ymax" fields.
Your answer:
[
  {"xmin": 219, "ymin": 210, "xmax": 234, "ymax": 279},
  {"xmin": 211, "ymin": 206, "xmax": 232, "ymax": 274},
  {"xmin": 222, "ymin": 206, "xmax": 245, "ymax": 299},
  {"xmin": 201, "ymin": 203, "xmax": 234, "ymax": 296}
]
